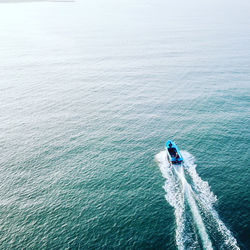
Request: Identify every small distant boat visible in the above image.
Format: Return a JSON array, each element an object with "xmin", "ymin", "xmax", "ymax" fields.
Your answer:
[{"xmin": 165, "ymin": 140, "xmax": 183, "ymax": 166}]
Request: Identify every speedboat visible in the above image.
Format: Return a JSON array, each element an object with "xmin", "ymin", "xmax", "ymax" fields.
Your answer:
[{"xmin": 165, "ymin": 140, "xmax": 183, "ymax": 166}]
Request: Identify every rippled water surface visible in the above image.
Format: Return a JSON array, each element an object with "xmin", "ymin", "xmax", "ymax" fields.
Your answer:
[{"xmin": 0, "ymin": 0, "xmax": 249, "ymax": 249}]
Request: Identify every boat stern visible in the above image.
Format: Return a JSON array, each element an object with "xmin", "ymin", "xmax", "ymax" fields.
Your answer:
[{"xmin": 165, "ymin": 140, "xmax": 183, "ymax": 166}]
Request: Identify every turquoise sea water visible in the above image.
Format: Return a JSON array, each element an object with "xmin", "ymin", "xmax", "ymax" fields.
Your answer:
[{"xmin": 0, "ymin": 0, "xmax": 249, "ymax": 249}]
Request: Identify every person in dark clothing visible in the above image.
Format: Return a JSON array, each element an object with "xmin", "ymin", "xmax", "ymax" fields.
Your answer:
[{"xmin": 169, "ymin": 142, "xmax": 172, "ymax": 148}]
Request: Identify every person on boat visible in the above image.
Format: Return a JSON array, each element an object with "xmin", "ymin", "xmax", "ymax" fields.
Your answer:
[
  {"xmin": 175, "ymin": 152, "xmax": 179, "ymax": 159},
  {"xmin": 169, "ymin": 142, "xmax": 172, "ymax": 148}
]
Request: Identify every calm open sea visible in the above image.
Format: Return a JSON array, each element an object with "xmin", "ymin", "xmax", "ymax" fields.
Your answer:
[{"xmin": 0, "ymin": 0, "xmax": 249, "ymax": 249}]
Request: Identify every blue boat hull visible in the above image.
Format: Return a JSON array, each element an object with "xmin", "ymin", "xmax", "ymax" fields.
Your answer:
[{"xmin": 165, "ymin": 140, "xmax": 183, "ymax": 165}]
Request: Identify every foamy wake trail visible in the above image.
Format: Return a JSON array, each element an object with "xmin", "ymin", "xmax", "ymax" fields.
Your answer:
[
  {"xmin": 155, "ymin": 150, "xmax": 240, "ymax": 250},
  {"xmin": 175, "ymin": 167, "xmax": 213, "ymax": 250},
  {"xmin": 182, "ymin": 151, "xmax": 239, "ymax": 250},
  {"xmin": 155, "ymin": 151, "xmax": 185, "ymax": 249}
]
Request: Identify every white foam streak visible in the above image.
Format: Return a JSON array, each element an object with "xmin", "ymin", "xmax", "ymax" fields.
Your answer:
[
  {"xmin": 175, "ymin": 167, "xmax": 213, "ymax": 250},
  {"xmin": 181, "ymin": 151, "xmax": 240, "ymax": 250},
  {"xmin": 155, "ymin": 150, "xmax": 240, "ymax": 250},
  {"xmin": 155, "ymin": 151, "xmax": 185, "ymax": 250},
  {"xmin": 182, "ymin": 151, "xmax": 217, "ymax": 207}
]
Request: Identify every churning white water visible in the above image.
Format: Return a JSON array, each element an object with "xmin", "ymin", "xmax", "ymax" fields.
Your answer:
[{"xmin": 155, "ymin": 150, "xmax": 239, "ymax": 250}]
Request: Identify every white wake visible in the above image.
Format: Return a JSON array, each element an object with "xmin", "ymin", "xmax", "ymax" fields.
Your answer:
[
  {"xmin": 155, "ymin": 151, "xmax": 186, "ymax": 249},
  {"xmin": 182, "ymin": 151, "xmax": 239, "ymax": 250},
  {"xmin": 155, "ymin": 150, "xmax": 239, "ymax": 250}
]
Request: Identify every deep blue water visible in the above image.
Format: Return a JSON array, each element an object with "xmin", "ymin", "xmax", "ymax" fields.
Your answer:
[{"xmin": 0, "ymin": 0, "xmax": 249, "ymax": 249}]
